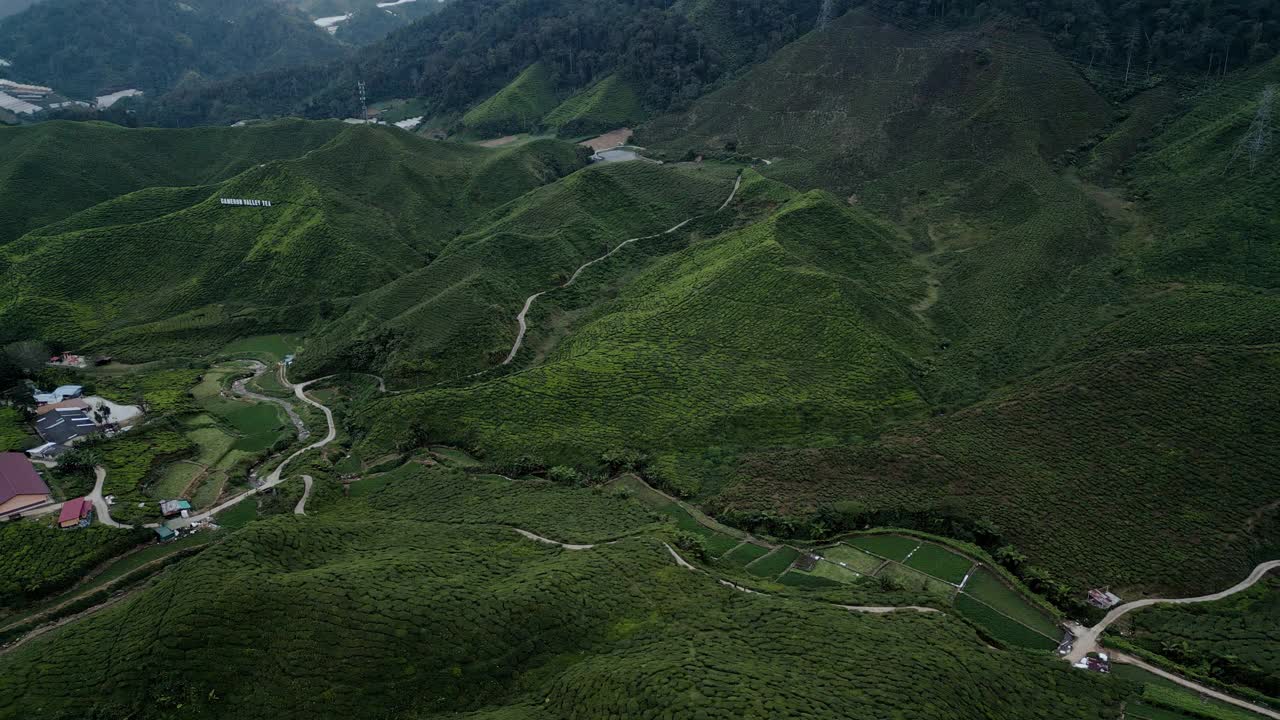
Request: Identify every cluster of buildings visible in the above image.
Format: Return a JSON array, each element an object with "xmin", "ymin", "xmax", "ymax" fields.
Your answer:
[
  {"xmin": 28, "ymin": 385, "xmax": 98, "ymax": 454},
  {"xmin": 0, "ymin": 74, "xmax": 141, "ymax": 121},
  {"xmin": 0, "ymin": 78, "xmax": 52, "ymax": 115}
]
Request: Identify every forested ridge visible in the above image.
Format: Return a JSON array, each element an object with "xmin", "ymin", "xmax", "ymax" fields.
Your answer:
[
  {"xmin": 139, "ymin": 0, "xmax": 1280, "ymax": 127},
  {"xmin": 0, "ymin": 0, "xmax": 347, "ymax": 98}
]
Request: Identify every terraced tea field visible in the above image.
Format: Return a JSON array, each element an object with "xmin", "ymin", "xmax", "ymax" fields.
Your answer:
[{"xmin": 786, "ymin": 536, "xmax": 1061, "ymax": 651}]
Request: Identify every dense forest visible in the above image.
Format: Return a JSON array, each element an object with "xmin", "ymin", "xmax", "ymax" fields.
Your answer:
[
  {"xmin": 145, "ymin": 0, "xmax": 834, "ymax": 126},
  {"xmin": 138, "ymin": 0, "xmax": 1280, "ymax": 128},
  {"xmin": 870, "ymin": 0, "xmax": 1279, "ymax": 75},
  {"xmin": 0, "ymin": 0, "xmax": 347, "ymax": 97}
]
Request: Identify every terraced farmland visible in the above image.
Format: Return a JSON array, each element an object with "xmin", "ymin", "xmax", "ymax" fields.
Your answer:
[{"xmin": 904, "ymin": 543, "xmax": 974, "ymax": 586}]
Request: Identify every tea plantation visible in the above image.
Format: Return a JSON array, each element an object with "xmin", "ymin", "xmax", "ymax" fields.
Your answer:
[
  {"xmin": 1121, "ymin": 575, "xmax": 1280, "ymax": 700},
  {"xmin": 0, "ymin": 125, "xmax": 586, "ymax": 359},
  {"xmin": 0, "ymin": 464, "xmax": 1133, "ymax": 720}
]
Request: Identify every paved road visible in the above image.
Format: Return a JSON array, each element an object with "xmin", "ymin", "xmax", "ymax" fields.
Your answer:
[
  {"xmin": 502, "ymin": 173, "xmax": 741, "ymax": 366},
  {"xmin": 88, "ymin": 466, "xmax": 130, "ymax": 528},
  {"xmin": 294, "ymin": 475, "xmax": 313, "ymax": 515},
  {"xmin": 1066, "ymin": 560, "xmax": 1280, "ymax": 663},
  {"xmin": 1113, "ymin": 652, "xmax": 1280, "ymax": 720}
]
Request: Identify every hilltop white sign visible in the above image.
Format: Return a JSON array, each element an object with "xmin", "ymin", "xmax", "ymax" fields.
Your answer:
[{"xmin": 220, "ymin": 198, "xmax": 274, "ymax": 207}]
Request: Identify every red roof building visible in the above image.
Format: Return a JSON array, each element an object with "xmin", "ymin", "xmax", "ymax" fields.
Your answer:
[
  {"xmin": 58, "ymin": 498, "xmax": 93, "ymax": 529},
  {"xmin": 0, "ymin": 452, "xmax": 53, "ymax": 515}
]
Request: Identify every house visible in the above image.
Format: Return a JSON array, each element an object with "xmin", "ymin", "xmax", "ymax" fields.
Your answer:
[
  {"xmin": 0, "ymin": 452, "xmax": 53, "ymax": 515},
  {"xmin": 31, "ymin": 384, "xmax": 85, "ymax": 405},
  {"xmin": 154, "ymin": 525, "xmax": 176, "ymax": 542},
  {"xmin": 35, "ymin": 398, "xmax": 90, "ymax": 417},
  {"xmin": 160, "ymin": 499, "xmax": 192, "ymax": 518},
  {"xmin": 53, "ymin": 385, "xmax": 83, "ymax": 399},
  {"xmin": 1087, "ymin": 589, "xmax": 1122, "ymax": 609},
  {"xmin": 34, "ymin": 407, "xmax": 98, "ymax": 445},
  {"xmin": 58, "ymin": 497, "xmax": 93, "ymax": 529},
  {"xmin": 32, "ymin": 391, "xmax": 60, "ymax": 406}
]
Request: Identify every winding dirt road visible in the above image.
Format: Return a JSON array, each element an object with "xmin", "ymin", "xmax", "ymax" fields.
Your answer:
[
  {"xmin": 1112, "ymin": 651, "xmax": 1280, "ymax": 720},
  {"xmin": 173, "ymin": 368, "xmax": 336, "ymax": 528},
  {"xmin": 233, "ymin": 361, "xmax": 309, "ymax": 441},
  {"xmin": 502, "ymin": 173, "xmax": 742, "ymax": 366},
  {"xmin": 511, "ymin": 528, "xmax": 595, "ymax": 550},
  {"xmin": 1066, "ymin": 560, "xmax": 1280, "ymax": 663}
]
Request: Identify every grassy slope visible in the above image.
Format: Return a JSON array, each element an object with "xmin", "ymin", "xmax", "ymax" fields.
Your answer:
[
  {"xmin": 462, "ymin": 62, "xmax": 559, "ymax": 136},
  {"xmin": 1130, "ymin": 56, "xmax": 1280, "ymax": 289},
  {"xmin": 641, "ymin": 8, "xmax": 1116, "ymax": 405},
  {"xmin": 299, "ymin": 160, "xmax": 734, "ymax": 383},
  {"xmin": 542, "ymin": 74, "xmax": 644, "ymax": 136},
  {"xmin": 357, "ymin": 187, "xmax": 933, "ymax": 483},
  {"xmin": 0, "ymin": 464, "xmax": 1130, "ymax": 720},
  {"xmin": 0, "ymin": 125, "xmax": 585, "ymax": 359},
  {"xmin": 0, "ymin": 119, "xmax": 345, "ymax": 244}
]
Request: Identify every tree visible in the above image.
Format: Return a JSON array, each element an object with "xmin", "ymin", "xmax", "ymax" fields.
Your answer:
[
  {"xmin": 3, "ymin": 341, "xmax": 49, "ymax": 374},
  {"xmin": 673, "ymin": 530, "xmax": 709, "ymax": 562}
]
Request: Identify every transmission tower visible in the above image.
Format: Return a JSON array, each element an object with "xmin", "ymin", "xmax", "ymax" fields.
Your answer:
[
  {"xmin": 818, "ymin": 0, "xmax": 835, "ymax": 29},
  {"xmin": 357, "ymin": 80, "xmax": 368, "ymax": 122},
  {"xmin": 1228, "ymin": 84, "xmax": 1275, "ymax": 173}
]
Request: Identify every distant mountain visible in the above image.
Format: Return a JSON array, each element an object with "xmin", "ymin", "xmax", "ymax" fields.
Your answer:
[
  {"xmin": 0, "ymin": 0, "xmax": 41, "ymax": 20},
  {"xmin": 0, "ymin": 0, "xmax": 349, "ymax": 98},
  {"xmin": 144, "ymin": 0, "xmax": 832, "ymax": 127}
]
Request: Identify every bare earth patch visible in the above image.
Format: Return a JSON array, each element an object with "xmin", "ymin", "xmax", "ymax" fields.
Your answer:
[
  {"xmin": 478, "ymin": 135, "xmax": 520, "ymax": 148},
  {"xmin": 580, "ymin": 127, "xmax": 631, "ymax": 151}
]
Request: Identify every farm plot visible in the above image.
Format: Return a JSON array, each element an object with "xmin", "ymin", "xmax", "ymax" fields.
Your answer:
[
  {"xmin": 846, "ymin": 534, "xmax": 920, "ymax": 562},
  {"xmin": 149, "ymin": 462, "xmax": 204, "ymax": 500},
  {"xmin": 961, "ymin": 567, "xmax": 1061, "ymax": 638},
  {"xmin": 953, "ymin": 593, "xmax": 1058, "ymax": 650},
  {"xmin": 809, "ymin": 559, "xmax": 863, "ymax": 584},
  {"xmin": 877, "ymin": 562, "xmax": 955, "ymax": 598},
  {"xmin": 720, "ymin": 542, "xmax": 771, "ymax": 568},
  {"xmin": 820, "ymin": 544, "xmax": 885, "ymax": 574},
  {"xmin": 745, "ymin": 546, "xmax": 801, "ymax": 578},
  {"xmin": 903, "ymin": 543, "xmax": 974, "ymax": 585},
  {"xmin": 777, "ymin": 571, "xmax": 843, "ymax": 589}
]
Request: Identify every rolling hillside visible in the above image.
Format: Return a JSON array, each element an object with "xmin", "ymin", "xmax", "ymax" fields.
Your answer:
[
  {"xmin": 298, "ymin": 160, "xmax": 736, "ymax": 383},
  {"xmin": 460, "ymin": 63, "xmax": 559, "ymax": 136},
  {"xmin": 633, "ymin": 9, "xmax": 1280, "ymax": 596},
  {"xmin": 355, "ymin": 185, "xmax": 935, "ymax": 489},
  {"xmin": 0, "ymin": 463, "xmax": 1130, "ymax": 720},
  {"xmin": 543, "ymin": 74, "xmax": 645, "ymax": 136},
  {"xmin": 0, "ymin": 119, "xmax": 346, "ymax": 244},
  {"xmin": 0, "ymin": 124, "xmax": 586, "ymax": 358}
]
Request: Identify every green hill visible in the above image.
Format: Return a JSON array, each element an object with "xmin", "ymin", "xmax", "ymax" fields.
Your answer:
[
  {"xmin": 298, "ymin": 160, "xmax": 735, "ymax": 383},
  {"xmin": 461, "ymin": 63, "xmax": 559, "ymax": 136},
  {"xmin": 0, "ymin": 124, "xmax": 586, "ymax": 358},
  {"xmin": 0, "ymin": 0, "xmax": 347, "ymax": 98},
  {"xmin": 0, "ymin": 119, "xmax": 346, "ymax": 245},
  {"xmin": 355, "ymin": 186, "xmax": 934, "ymax": 490},
  {"xmin": 0, "ymin": 463, "xmax": 1130, "ymax": 720},
  {"xmin": 542, "ymin": 74, "xmax": 644, "ymax": 136}
]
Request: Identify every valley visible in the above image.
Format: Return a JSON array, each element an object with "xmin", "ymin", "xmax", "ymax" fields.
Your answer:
[{"xmin": 0, "ymin": 1, "xmax": 1277, "ymax": 718}]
